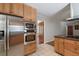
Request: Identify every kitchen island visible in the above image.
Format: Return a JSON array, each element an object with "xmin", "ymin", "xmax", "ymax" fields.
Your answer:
[{"xmin": 54, "ymin": 35, "xmax": 79, "ymax": 56}]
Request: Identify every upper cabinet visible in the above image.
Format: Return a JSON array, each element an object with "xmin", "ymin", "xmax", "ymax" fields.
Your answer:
[
  {"xmin": 0, "ymin": 3, "xmax": 37, "ymax": 22},
  {"xmin": 24, "ymin": 4, "xmax": 32, "ymax": 21},
  {"xmin": 31, "ymin": 8, "xmax": 37, "ymax": 22},
  {"xmin": 0, "ymin": 3, "xmax": 3, "ymax": 13},
  {"xmin": 0, "ymin": 3, "xmax": 10, "ymax": 14},
  {"xmin": 24, "ymin": 4, "xmax": 37, "ymax": 22},
  {"xmin": 10, "ymin": 3, "xmax": 24, "ymax": 17},
  {"xmin": 3, "ymin": 3, "xmax": 11, "ymax": 14}
]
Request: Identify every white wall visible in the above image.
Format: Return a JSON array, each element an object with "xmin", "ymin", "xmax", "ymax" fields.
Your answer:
[
  {"xmin": 44, "ymin": 4, "xmax": 71, "ymax": 43},
  {"xmin": 71, "ymin": 3, "xmax": 79, "ymax": 18}
]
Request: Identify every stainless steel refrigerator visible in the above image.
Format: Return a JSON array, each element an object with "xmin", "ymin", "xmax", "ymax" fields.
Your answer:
[{"xmin": 0, "ymin": 14, "xmax": 24, "ymax": 56}]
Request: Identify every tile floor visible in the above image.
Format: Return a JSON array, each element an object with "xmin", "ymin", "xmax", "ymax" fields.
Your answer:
[
  {"xmin": 29, "ymin": 44, "xmax": 60, "ymax": 56},
  {"xmin": 8, "ymin": 43, "xmax": 24, "ymax": 56}
]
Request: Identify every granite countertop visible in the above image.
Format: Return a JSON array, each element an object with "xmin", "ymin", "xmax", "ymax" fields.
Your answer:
[{"xmin": 54, "ymin": 35, "xmax": 79, "ymax": 41}]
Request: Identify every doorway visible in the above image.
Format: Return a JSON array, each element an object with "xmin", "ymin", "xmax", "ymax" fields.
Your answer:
[{"xmin": 38, "ymin": 21, "xmax": 44, "ymax": 44}]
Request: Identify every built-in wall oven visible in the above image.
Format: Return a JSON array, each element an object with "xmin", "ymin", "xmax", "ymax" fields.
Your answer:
[{"xmin": 24, "ymin": 22, "xmax": 36, "ymax": 45}]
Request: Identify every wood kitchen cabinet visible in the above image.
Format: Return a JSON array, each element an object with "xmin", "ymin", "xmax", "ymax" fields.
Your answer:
[
  {"xmin": 58, "ymin": 39, "xmax": 64, "ymax": 54},
  {"xmin": 10, "ymin": 3, "xmax": 24, "ymax": 17},
  {"xmin": 54, "ymin": 37, "xmax": 64, "ymax": 55},
  {"xmin": 3, "ymin": 3, "xmax": 11, "ymax": 14},
  {"xmin": 54, "ymin": 37, "xmax": 59, "ymax": 53},
  {"xmin": 54, "ymin": 36, "xmax": 79, "ymax": 56},
  {"xmin": 24, "ymin": 4, "xmax": 37, "ymax": 22},
  {"xmin": 0, "ymin": 3, "xmax": 4, "ymax": 13},
  {"xmin": 24, "ymin": 4, "xmax": 30, "ymax": 21},
  {"xmin": 75, "ymin": 41, "xmax": 79, "ymax": 54},
  {"xmin": 24, "ymin": 4, "xmax": 32, "ymax": 21},
  {"xmin": 31, "ymin": 8, "xmax": 37, "ymax": 22},
  {"xmin": 64, "ymin": 49, "xmax": 78, "ymax": 56},
  {"xmin": 64, "ymin": 39, "xmax": 76, "ymax": 51},
  {"xmin": 0, "ymin": 3, "xmax": 10, "ymax": 14},
  {"xmin": 24, "ymin": 42, "xmax": 36, "ymax": 55}
]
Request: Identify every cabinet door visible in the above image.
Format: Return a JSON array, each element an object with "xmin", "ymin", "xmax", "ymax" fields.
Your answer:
[
  {"xmin": 10, "ymin": 3, "xmax": 18, "ymax": 16},
  {"xmin": 10, "ymin": 3, "xmax": 24, "ymax": 17},
  {"xmin": 3, "ymin": 3, "xmax": 10, "ymax": 14},
  {"xmin": 27, "ymin": 5, "xmax": 32, "ymax": 21},
  {"xmin": 0, "ymin": 3, "xmax": 3, "ymax": 13},
  {"xmin": 17, "ymin": 3, "xmax": 24, "ymax": 17},
  {"xmin": 24, "ymin": 4, "xmax": 30, "ymax": 21},
  {"xmin": 54, "ymin": 38, "xmax": 59, "ymax": 52},
  {"xmin": 64, "ymin": 49, "xmax": 78, "ymax": 56},
  {"xmin": 75, "ymin": 41, "xmax": 79, "ymax": 54},
  {"xmin": 58, "ymin": 39, "xmax": 64, "ymax": 54},
  {"xmin": 31, "ymin": 8, "xmax": 37, "ymax": 22},
  {"xmin": 64, "ymin": 39, "xmax": 76, "ymax": 52},
  {"xmin": 24, "ymin": 42, "xmax": 36, "ymax": 55}
]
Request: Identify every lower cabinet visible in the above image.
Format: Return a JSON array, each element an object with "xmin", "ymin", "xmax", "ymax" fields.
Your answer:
[
  {"xmin": 64, "ymin": 49, "xmax": 79, "ymax": 56},
  {"xmin": 24, "ymin": 42, "xmax": 36, "ymax": 55},
  {"xmin": 58, "ymin": 39, "xmax": 64, "ymax": 54},
  {"xmin": 54, "ymin": 37, "xmax": 64, "ymax": 55},
  {"xmin": 54, "ymin": 37, "xmax": 79, "ymax": 56}
]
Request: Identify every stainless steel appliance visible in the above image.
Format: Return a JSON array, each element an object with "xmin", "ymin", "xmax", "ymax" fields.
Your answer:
[
  {"xmin": 0, "ymin": 14, "xmax": 24, "ymax": 56},
  {"xmin": 24, "ymin": 22, "xmax": 36, "ymax": 45},
  {"xmin": 66, "ymin": 18, "xmax": 79, "ymax": 36}
]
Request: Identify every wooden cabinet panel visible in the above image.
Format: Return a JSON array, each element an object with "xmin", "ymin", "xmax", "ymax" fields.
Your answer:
[
  {"xmin": 75, "ymin": 41, "xmax": 79, "ymax": 54},
  {"xmin": 0, "ymin": 3, "xmax": 3, "ymax": 13},
  {"xmin": 10, "ymin": 3, "xmax": 18, "ymax": 15},
  {"xmin": 9, "ymin": 34, "xmax": 24, "ymax": 46},
  {"xmin": 17, "ymin": 3, "xmax": 24, "ymax": 17},
  {"xmin": 24, "ymin": 42, "xmax": 36, "ymax": 55},
  {"xmin": 64, "ymin": 49, "xmax": 79, "ymax": 56},
  {"xmin": 54, "ymin": 38, "xmax": 59, "ymax": 52},
  {"xmin": 31, "ymin": 8, "xmax": 37, "ymax": 22},
  {"xmin": 10, "ymin": 3, "xmax": 24, "ymax": 17},
  {"xmin": 64, "ymin": 39, "xmax": 76, "ymax": 51},
  {"xmin": 28, "ymin": 5, "xmax": 32, "ymax": 20},
  {"xmin": 58, "ymin": 39, "xmax": 64, "ymax": 54},
  {"xmin": 54, "ymin": 38, "xmax": 64, "ymax": 55},
  {"xmin": 3, "ymin": 3, "xmax": 10, "ymax": 14},
  {"xmin": 24, "ymin": 4, "xmax": 30, "ymax": 21}
]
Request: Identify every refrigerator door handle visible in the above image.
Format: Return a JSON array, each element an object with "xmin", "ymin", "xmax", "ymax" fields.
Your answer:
[{"xmin": 6, "ymin": 18, "xmax": 10, "ymax": 50}]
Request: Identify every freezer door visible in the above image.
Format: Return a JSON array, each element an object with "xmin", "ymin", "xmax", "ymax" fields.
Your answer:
[
  {"xmin": 0, "ymin": 15, "xmax": 6, "ymax": 56},
  {"xmin": 7, "ymin": 16, "xmax": 24, "ymax": 56}
]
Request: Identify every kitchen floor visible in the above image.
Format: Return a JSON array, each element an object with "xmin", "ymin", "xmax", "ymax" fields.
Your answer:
[
  {"xmin": 29, "ymin": 44, "xmax": 60, "ymax": 56},
  {"xmin": 8, "ymin": 43, "xmax": 24, "ymax": 56}
]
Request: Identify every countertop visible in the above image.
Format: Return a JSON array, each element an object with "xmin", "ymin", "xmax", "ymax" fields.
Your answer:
[{"xmin": 54, "ymin": 35, "xmax": 79, "ymax": 41}]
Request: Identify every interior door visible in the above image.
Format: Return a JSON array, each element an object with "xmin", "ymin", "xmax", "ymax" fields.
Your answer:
[
  {"xmin": 38, "ymin": 21, "xmax": 44, "ymax": 44},
  {"xmin": 0, "ymin": 15, "xmax": 6, "ymax": 56}
]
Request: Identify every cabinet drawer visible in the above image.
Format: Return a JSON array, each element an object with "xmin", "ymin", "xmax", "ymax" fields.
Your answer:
[{"xmin": 64, "ymin": 49, "xmax": 79, "ymax": 56}]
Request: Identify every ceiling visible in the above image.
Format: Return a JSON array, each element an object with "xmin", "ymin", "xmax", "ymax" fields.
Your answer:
[{"xmin": 27, "ymin": 3, "xmax": 68, "ymax": 17}]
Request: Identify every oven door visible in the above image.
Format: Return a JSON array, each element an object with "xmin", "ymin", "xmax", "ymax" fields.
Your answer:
[{"xmin": 24, "ymin": 33, "xmax": 36, "ymax": 45}]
